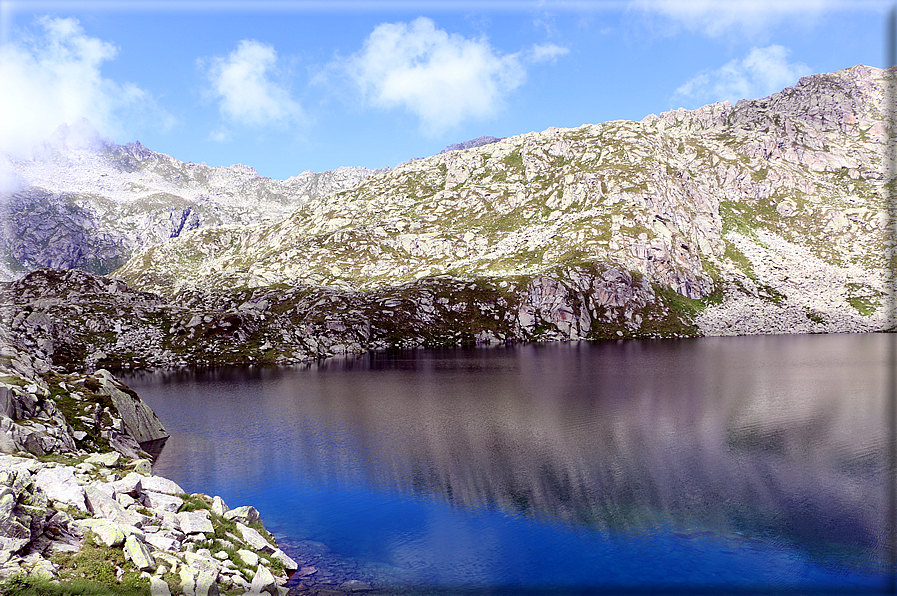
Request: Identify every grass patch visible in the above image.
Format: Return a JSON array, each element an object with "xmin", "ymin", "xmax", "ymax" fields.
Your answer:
[
  {"xmin": 178, "ymin": 493, "xmax": 212, "ymax": 513},
  {"xmin": 844, "ymin": 282, "xmax": 881, "ymax": 316},
  {"xmin": 0, "ymin": 575, "xmax": 138, "ymax": 596},
  {"xmin": 46, "ymin": 533, "xmax": 147, "ymax": 595},
  {"xmin": 805, "ymin": 308, "xmax": 827, "ymax": 325}
]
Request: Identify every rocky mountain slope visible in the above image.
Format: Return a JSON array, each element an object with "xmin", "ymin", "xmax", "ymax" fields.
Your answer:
[
  {"xmin": 0, "ymin": 122, "xmax": 382, "ymax": 279},
  {"xmin": 114, "ymin": 64, "xmax": 894, "ymax": 340}
]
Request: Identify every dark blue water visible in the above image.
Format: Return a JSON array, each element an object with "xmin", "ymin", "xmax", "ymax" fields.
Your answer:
[{"xmin": 123, "ymin": 334, "xmax": 894, "ymax": 595}]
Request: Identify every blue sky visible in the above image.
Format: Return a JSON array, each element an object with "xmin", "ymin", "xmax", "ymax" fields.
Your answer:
[{"xmin": 0, "ymin": 1, "xmax": 890, "ymax": 179}]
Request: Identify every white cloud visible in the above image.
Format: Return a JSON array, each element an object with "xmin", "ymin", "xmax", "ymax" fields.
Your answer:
[
  {"xmin": 205, "ymin": 40, "xmax": 303, "ymax": 128},
  {"xmin": 674, "ymin": 45, "xmax": 812, "ymax": 106},
  {"xmin": 342, "ymin": 17, "xmax": 527, "ymax": 135},
  {"xmin": 0, "ymin": 16, "xmax": 173, "ymax": 156},
  {"xmin": 529, "ymin": 43, "xmax": 569, "ymax": 63},
  {"xmin": 631, "ymin": 0, "xmax": 836, "ymax": 37}
]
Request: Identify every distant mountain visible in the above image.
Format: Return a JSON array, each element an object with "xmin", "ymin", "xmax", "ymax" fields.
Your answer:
[
  {"xmin": 0, "ymin": 129, "xmax": 384, "ymax": 279},
  {"xmin": 439, "ymin": 136, "xmax": 503, "ymax": 153}
]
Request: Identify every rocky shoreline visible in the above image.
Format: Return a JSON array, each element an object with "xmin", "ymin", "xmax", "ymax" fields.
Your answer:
[{"xmin": 0, "ymin": 327, "xmax": 307, "ymax": 595}]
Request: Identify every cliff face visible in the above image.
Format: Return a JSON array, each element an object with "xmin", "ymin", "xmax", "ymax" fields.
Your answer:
[
  {"xmin": 114, "ymin": 64, "xmax": 893, "ymax": 338},
  {"xmin": 0, "ymin": 129, "xmax": 382, "ymax": 279}
]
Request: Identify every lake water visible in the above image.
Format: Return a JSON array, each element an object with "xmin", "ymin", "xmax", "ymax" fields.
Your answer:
[{"xmin": 122, "ymin": 334, "xmax": 894, "ymax": 595}]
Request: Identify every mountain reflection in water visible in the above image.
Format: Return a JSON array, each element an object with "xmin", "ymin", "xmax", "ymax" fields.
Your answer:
[{"xmin": 124, "ymin": 334, "xmax": 891, "ymax": 592}]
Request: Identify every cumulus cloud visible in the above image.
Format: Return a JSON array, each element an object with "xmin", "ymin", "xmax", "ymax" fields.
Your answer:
[
  {"xmin": 341, "ymin": 17, "xmax": 528, "ymax": 135},
  {"xmin": 0, "ymin": 16, "xmax": 173, "ymax": 156},
  {"xmin": 673, "ymin": 45, "xmax": 812, "ymax": 106},
  {"xmin": 631, "ymin": 0, "xmax": 836, "ymax": 37},
  {"xmin": 204, "ymin": 40, "xmax": 303, "ymax": 129}
]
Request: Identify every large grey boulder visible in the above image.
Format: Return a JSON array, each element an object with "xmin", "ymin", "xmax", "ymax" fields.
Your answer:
[
  {"xmin": 94, "ymin": 370, "xmax": 168, "ymax": 444},
  {"xmin": 177, "ymin": 510, "xmax": 213, "ymax": 535},
  {"xmin": 0, "ymin": 386, "xmax": 37, "ymax": 420},
  {"xmin": 235, "ymin": 522, "xmax": 275, "ymax": 553},
  {"xmin": 76, "ymin": 518, "xmax": 126, "ymax": 547},
  {"xmin": 143, "ymin": 491, "xmax": 183, "ymax": 513},
  {"xmin": 123, "ymin": 534, "xmax": 155, "ymax": 571},
  {"xmin": 141, "ymin": 475, "xmax": 184, "ymax": 495},
  {"xmin": 34, "ymin": 467, "xmax": 87, "ymax": 512},
  {"xmin": 149, "ymin": 575, "xmax": 172, "ymax": 596},
  {"xmin": 223, "ymin": 505, "xmax": 258, "ymax": 525},
  {"xmin": 0, "ymin": 488, "xmax": 32, "ymax": 552},
  {"xmin": 249, "ymin": 564, "xmax": 278, "ymax": 595},
  {"xmin": 270, "ymin": 548, "xmax": 298, "ymax": 572},
  {"xmin": 83, "ymin": 484, "xmax": 139, "ymax": 526}
]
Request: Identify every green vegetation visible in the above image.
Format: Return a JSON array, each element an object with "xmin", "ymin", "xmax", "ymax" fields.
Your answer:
[
  {"xmin": 844, "ymin": 282, "xmax": 881, "ymax": 316},
  {"xmin": 502, "ymin": 150, "xmax": 523, "ymax": 168},
  {"xmin": 805, "ymin": 308, "xmax": 827, "ymax": 324},
  {"xmin": 24, "ymin": 534, "xmax": 149, "ymax": 596},
  {"xmin": 0, "ymin": 575, "xmax": 140, "ymax": 596}
]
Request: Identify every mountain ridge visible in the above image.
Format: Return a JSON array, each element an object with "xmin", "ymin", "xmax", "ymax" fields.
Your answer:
[
  {"xmin": 114, "ymin": 64, "xmax": 893, "ymax": 339},
  {"xmin": 0, "ymin": 64, "xmax": 893, "ymax": 372}
]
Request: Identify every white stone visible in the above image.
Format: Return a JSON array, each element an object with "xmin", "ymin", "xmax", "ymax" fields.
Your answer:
[
  {"xmin": 236, "ymin": 549, "xmax": 258, "ymax": 567},
  {"xmin": 112, "ymin": 472, "xmax": 143, "ymax": 497},
  {"xmin": 223, "ymin": 505, "xmax": 258, "ymax": 525},
  {"xmin": 235, "ymin": 522, "xmax": 275, "ymax": 553},
  {"xmin": 270, "ymin": 548, "xmax": 298, "ymax": 572},
  {"xmin": 141, "ymin": 475, "xmax": 184, "ymax": 495},
  {"xmin": 34, "ymin": 467, "xmax": 87, "ymax": 512},
  {"xmin": 178, "ymin": 510, "xmax": 214, "ymax": 535},
  {"xmin": 145, "ymin": 532, "xmax": 182, "ymax": 553},
  {"xmin": 85, "ymin": 452, "xmax": 122, "ymax": 468},
  {"xmin": 144, "ymin": 491, "xmax": 184, "ymax": 513},
  {"xmin": 124, "ymin": 534, "xmax": 156, "ymax": 571},
  {"xmin": 150, "ymin": 575, "xmax": 172, "ymax": 596},
  {"xmin": 211, "ymin": 495, "xmax": 228, "ymax": 516},
  {"xmin": 249, "ymin": 564, "xmax": 277, "ymax": 596}
]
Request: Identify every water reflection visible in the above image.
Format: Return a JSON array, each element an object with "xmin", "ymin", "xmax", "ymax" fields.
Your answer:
[{"xmin": 124, "ymin": 334, "xmax": 891, "ymax": 588}]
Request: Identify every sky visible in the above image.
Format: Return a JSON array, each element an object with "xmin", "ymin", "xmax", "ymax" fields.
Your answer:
[{"xmin": 0, "ymin": 0, "xmax": 892, "ymax": 180}]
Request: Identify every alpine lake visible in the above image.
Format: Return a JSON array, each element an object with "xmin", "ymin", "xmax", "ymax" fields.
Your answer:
[{"xmin": 122, "ymin": 333, "xmax": 894, "ymax": 596}]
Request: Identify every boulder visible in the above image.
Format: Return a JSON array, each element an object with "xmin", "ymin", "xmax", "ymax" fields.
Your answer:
[
  {"xmin": 249, "ymin": 564, "xmax": 278, "ymax": 596},
  {"xmin": 141, "ymin": 475, "xmax": 184, "ymax": 495},
  {"xmin": 177, "ymin": 510, "xmax": 214, "ymax": 535},
  {"xmin": 144, "ymin": 531, "xmax": 182, "ymax": 553},
  {"xmin": 236, "ymin": 549, "xmax": 258, "ymax": 567},
  {"xmin": 34, "ymin": 467, "xmax": 87, "ymax": 512},
  {"xmin": 270, "ymin": 548, "xmax": 298, "ymax": 572},
  {"xmin": 94, "ymin": 371, "xmax": 168, "ymax": 444},
  {"xmin": 83, "ymin": 484, "xmax": 140, "ymax": 526},
  {"xmin": 111, "ymin": 472, "xmax": 143, "ymax": 497},
  {"xmin": 124, "ymin": 534, "xmax": 156, "ymax": 571},
  {"xmin": 131, "ymin": 459, "xmax": 152, "ymax": 475},
  {"xmin": 76, "ymin": 518, "xmax": 126, "ymax": 547},
  {"xmin": 0, "ymin": 491, "xmax": 32, "ymax": 552},
  {"xmin": 144, "ymin": 491, "xmax": 183, "ymax": 513},
  {"xmin": 195, "ymin": 570, "xmax": 219, "ymax": 596},
  {"xmin": 86, "ymin": 452, "xmax": 123, "ymax": 468},
  {"xmin": 211, "ymin": 495, "xmax": 228, "ymax": 516},
  {"xmin": 223, "ymin": 505, "xmax": 258, "ymax": 525},
  {"xmin": 235, "ymin": 522, "xmax": 275, "ymax": 553},
  {"xmin": 149, "ymin": 575, "xmax": 172, "ymax": 596}
]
